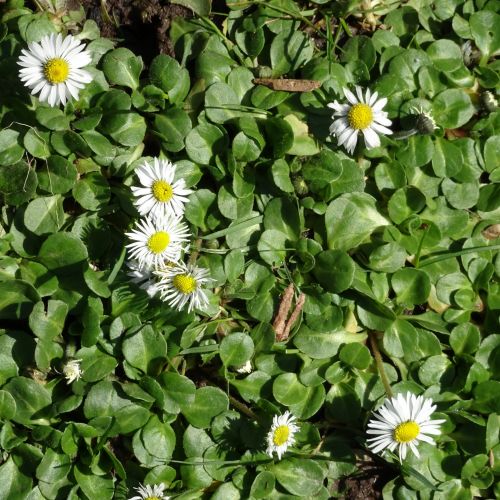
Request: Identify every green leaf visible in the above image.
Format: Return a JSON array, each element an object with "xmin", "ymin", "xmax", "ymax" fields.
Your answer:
[
  {"xmin": 102, "ymin": 47, "xmax": 143, "ymax": 89},
  {"xmin": 392, "ymin": 268, "xmax": 431, "ymax": 305},
  {"xmin": 99, "ymin": 112, "xmax": 146, "ymax": 146},
  {"xmin": 450, "ymin": 323, "xmax": 480, "ymax": 356},
  {"xmin": 37, "ymin": 155, "xmax": 78, "ymax": 194},
  {"xmin": 72, "ymin": 173, "xmax": 111, "ymax": 211},
  {"xmin": 24, "ymin": 195, "xmax": 64, "ymax": 235},
  {"xmin": 294, "ymin": 324, "xmax": 365, "ymax": 359},
  {"xmin": 250, "ymin": 471, "xmax": 275, "ymax": 499},
  {"xmin": 257, "ymin": 229, "xmax": 288, "ymax": 266},
  {"xmin": 2, "ymin": 376, "xmax": 51, "ymax": 425},
  {"xmin": 23, "ymin": 128, "xmax": 50, "ymax": 159},
  {"xmin": 270, "ymin": 31, "xmax": 314, "ymax": 77},
  {"xmin": 0, "ymin": 280, "xmax": 40, "ymax": 320},
  {"xmin": 0, "ymin": 129, "xmax": 23, "ymax": 166},
  {"xmin": 273, "ymin": 373, "xmax": 309, "ymax": 405},
  {"xmin": 325, "ymin": 193, "xmax": 389, "ymax": 251},
  {"xmin": 185, "ymin": 122, "xmax": 227, "ymax": 165},
  {"xmin": 181, "ymin": 386, "xmax": 229, "ymax": 428},
  {"xmin": 158, "ymin": 372, "xmax": 196, "ymax": 413},
  {"xmin": 74, "ymin": 465, "xmax": 114, "ymax": 500},
  {"xmin": 339, "ymin": 343, "xmax": 371, "ymax": 370},
  {"xmin": 469, "ymin": 11, "xmax": 500, "ymax": 60},
  {"xmin": 38, "ymin": 233, "xmax": 88, "ymax": 272},
  {"xmin": 0, "ymin": 390, "xmax": 16, "ymax": 420},
  {"xmin": 0, "ymin": 161, "xmax": 38, "ymax": 206},
  {"xmin": 272, "ymin": 458, "xmax": 325, "ymax": 496},
  {"xmin": 427, "ymin": 39, "xmax": 463, "ymax": 72},
  {"xmin": 29, "ymin": 300, "xmax": 68, "ymax": 341},
  {"xmin": 35, "ymin": 107, "xmax": 70, "ymax": 131},
  {"xmin": 149, "ymin": 54, "xmax": 190, "ymax": 103},
  {"xmin": 171, "ymin": 0, "xmax": 211, "ymax": 15},
  {"xmin": 152, "ymin": 107, "xmax": 192, "ymax": 153},
  {"xmin": 433, "ymin": 89, "xmax": 474, "ymax": 129},
  {"xmin": 313, "ymin": 250, "xmax": 355, "ymax": 293},
  {"xmin": 219, "ymin": 332, "xmax": 254, "ymax": 367},
  {"xmin": 0, "ymin": 458, "xmax": 32, "ymax": 499},
  {"xmin": 205, "ymin": 82, "xmax": 243, "ymax": 123},
  {"xmin": 122, "ymin": 324, "xmax": 168, "ymax": 375}
]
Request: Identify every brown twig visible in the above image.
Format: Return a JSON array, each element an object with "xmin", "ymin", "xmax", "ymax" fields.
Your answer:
[{"xmin": 273, "ymin": 284, "xmax": 306, "ymax": 342}]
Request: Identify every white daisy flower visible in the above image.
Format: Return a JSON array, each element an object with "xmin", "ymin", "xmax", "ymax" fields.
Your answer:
[
  {"xmin": 18, "ymin": 33, "xmax": 92, "ymax": 107},
  {"xmin": 154, "ymin": 262, "xmax": 211, "ymax": 313},
  {"xmin": 266, "ymin": 411, "xmax": 299, "ymax": 460},
  {"xmin": 366, "ymin": 392, "xmax": 446, "ymax": 461},
  {"xmin": 126, "ymin": 260, "xmax": 159, "ymax": 297},
  {"xmin": 131, "ymin": 158, "xmax": 193, "ymax": 219},
  {"xmin": 128, "ymin": 482, "xmax": 170, "ymax": 500},
  {"xmin": 62, "ymin": 359, "xmax": 83, "ymax": 384},
  {"xmin": 328, "ymin": 86, "xmax": 392, "ymax": 154},
  {"xmin": 126, "ymin": 216, "xmax": 190, "ymax": 268}
]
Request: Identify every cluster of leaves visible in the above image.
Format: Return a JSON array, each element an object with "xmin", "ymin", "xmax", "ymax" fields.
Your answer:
[{"xmin": 0, "ymin": 0, "xmax": 499, "ymax": 498}]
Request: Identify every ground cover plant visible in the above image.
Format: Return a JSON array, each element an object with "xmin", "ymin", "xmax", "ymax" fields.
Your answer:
[{"xmin": 0, "ymin": 0, "xmax": 499, "ymax": 498}]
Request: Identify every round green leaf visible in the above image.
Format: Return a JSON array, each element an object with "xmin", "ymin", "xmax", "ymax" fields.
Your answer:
[
  {"xmin": 152, "ymin": 107, "xmax": 192, "ymax": 153},
  {"xmin": 313, "ymin": 250, "xmax": 355, "ymax": 293},
  {"xmin": 450, "ymin": 324, "xmax": 480, "ymax": 355},
  {"xmin": 2, "ymin": 376, "xmax": 51, "ymax": 425},
  {"xmin": 433, "ymin": 89, "xmax": 474, "ymax": 129},
  {"xmin": 339, "ymin": 343, "xmax": 372, "ymax": 370},
  {"xmin": 122, "ymin": 325, "xmax": 167, "ymax": 375},
  {"xmin": 272, "ymin": 458, "xmax": 325, "ymax": 496},
  {"xmin": 0, "ymin": 161, "xmax": 38, "ymax": 206},
  {"xmin": 392, "ymin": 268, "xmax": 431, "ymax": 305},
  {"xmin": 185, "ymin": 122, "xmax": 227, "ymax": 165},
  {"xmin": 37, "ymin": 155, "xmax": 78, "ymax": 194},
  {"xmin": 181, "ymin": 387, "xmax": 229, "ymax": 428},
  {"xmin": 427, "ymin": 39, "xmax": 463, "ymax": 72},
  {"xmin": 205, "ymin": 82, "xmax": 243, "ymax": 123},
  {"xmin": 219, "ymin": 332, "xmax": 254, "ymax": 367},
  {"xmin": 24, "ymin": 195, "xmax": 64, "ymax": 235},
  {"xmin": 273, "ymin": 373, "xmax": 308, "ymax": 405},
  {"xmin": 250, "ymin": 471, "xmax": 275, "ymax": 499},
  {"xmin": 102, "ymin": 47, "xmax": 143, "ymax": 89},
  {"xmin": 0, "ymin": 129, "xmax": 23, "ymax": 166},
  {"xmin": 38, "ymin": 232, "xmax": 88, "ymax": 271},
  {"xmin": 0, "ymin": 390, "xmax": 16, "ymax": 420}
]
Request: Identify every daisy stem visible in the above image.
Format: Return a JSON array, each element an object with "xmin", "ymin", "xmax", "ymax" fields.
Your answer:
[{"xmin": 368, "ymin": 330, "xmax": 393, "ymax": 398}]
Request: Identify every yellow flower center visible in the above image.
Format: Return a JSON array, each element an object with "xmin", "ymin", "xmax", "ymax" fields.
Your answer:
[
  {"xmin": 145, "ymin": 497, "xmax": 160, "ymax": 500},
  {"xmin": 147, "ymin": 231, "xmax": 170, "ymax": 254},
  {"xmin": 273, "ymin": 425, "xmax": 290, "ymax": 446},
  {"xmin": 43, "ymin": 58, "xmax": 70, "ymax": 84},
  {"xmin": 173, "ymin": 273, "xmax": 197, "ymax": 294},
  {"xmin": 394, "ymin": 421, "xmax": 420, "ymax": 443},
  {"xmin": 152, "ymin": 180, "xmax": 173, "ymax": 202},
  {"xmin": 347, "ymin": 103, "xmax": 373, "ymax": 130}
]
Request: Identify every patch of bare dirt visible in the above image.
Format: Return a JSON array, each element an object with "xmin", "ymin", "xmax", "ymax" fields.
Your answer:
[{"xmin": 80, "ymin": 0, "xmax": 192, "ymax": 62}]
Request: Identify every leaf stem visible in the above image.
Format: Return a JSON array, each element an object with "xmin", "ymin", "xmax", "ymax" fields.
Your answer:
[{"xmin": 368, "ymin": 330, "xmax": 393, "ymax": 398}]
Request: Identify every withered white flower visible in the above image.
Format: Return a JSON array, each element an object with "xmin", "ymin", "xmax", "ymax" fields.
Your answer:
[
  {"xmin": 366, "ymin": 392, "xmax": 446, "ymax": 461},
  {"xmin": 328, "ymin": 86, "xmax": 392, "ymax": 154},
  {"xmin": 18, "ymin": 33, "xmax": 92, "ymax": 107},
  {"xmin": 128, "ymin": 482, "xmax": 170, "ymax": 500},
  {"xmin": 131, "ymin": 158, "xmax": 192, "ymax": 219},
  {"xmin": 62, "ymin": 359, "xmax": 83, "ymax": 384},
  {"xmin": 155, "ymin": 262, "xmax": 210, "ymax": 312},
  {"xmin": 266, "ymin": 411, "xmax": 299, "ymax": 460},
  {"xmin": 125, "ymin": 216, "xmax": 190, "ymax": 269},
  {"xmin": 126, "ymin": 260, "xmax": 159, "ymax": 297}
]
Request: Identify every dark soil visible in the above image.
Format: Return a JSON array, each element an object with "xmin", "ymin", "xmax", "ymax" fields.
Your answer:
[{"xmin": 80, "ymin": 0, "xmax": 192, "ymax": 63}]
